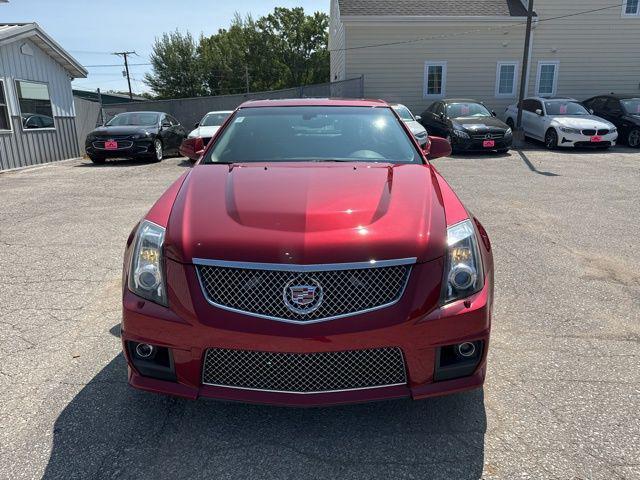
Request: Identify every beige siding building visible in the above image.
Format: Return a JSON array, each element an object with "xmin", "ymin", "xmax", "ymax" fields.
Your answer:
[{"xmin": 330, "ymin": 0, "xmax": 640, "ymax": 116}]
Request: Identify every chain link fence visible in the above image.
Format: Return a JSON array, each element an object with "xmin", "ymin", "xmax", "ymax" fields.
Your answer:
[{"xmin": 100, "ymin": 77, "xmax": 364, "ymax": 131}]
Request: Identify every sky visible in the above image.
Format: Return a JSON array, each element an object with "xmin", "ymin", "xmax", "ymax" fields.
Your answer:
[{"xmin": 1, "ymin": 0, "xmax": 329, "ymax": 94}]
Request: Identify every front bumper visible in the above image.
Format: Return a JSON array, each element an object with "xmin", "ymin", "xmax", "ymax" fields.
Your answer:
[
  {"xmin": 86, "ymin": 139, "xmax": 155, "ymax": 158},
  {"xmin": 122, "ymin": 260, "xmax": 492, "ymax": 406},
  {"xmin": 451, "ymin": 134, "xmax": 512, "ymax": 152},
  {"xmin": 557, "ymin": 131, "xmax": 617, "ymax": 148}
]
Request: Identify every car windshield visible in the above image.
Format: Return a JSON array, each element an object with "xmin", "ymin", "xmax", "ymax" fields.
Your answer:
[
  {"xmin": 106, "ymin": 112, "xmax": 159, "ymax": 126},
  {"xmin": 392, "ymin": 105, "xmax": 415, "ymax": 121},
  {"xmin": 544, "ymin": 101, "xmax": 589, "ymax": 116},
  {"xmin": 203, "ymin": 106, "xmax": 421, "ymax": 164},
  {"xmin": 200, "ymin": 112, "xmax": 231, "ymax": 126},
  {"xmin": 446, "ymin": 103, "xmax": 491, "ymax": 118},
  {"xmin": 621, "ymin": 98, "xmax": 640, "ymax": 114}
]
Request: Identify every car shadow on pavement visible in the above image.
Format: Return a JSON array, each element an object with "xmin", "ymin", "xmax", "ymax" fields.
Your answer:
[
  {"xmin": 43, "ymin": 354, "xmax": 487, "ymax": 480},
  {"xmin": 74, "ymin": 158, "xmax": 155, "ymax": 168}
]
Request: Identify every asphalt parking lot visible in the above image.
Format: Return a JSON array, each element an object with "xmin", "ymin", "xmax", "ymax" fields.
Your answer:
[{"xmin": 1, "ymin": 147, "xmax": 639, "ymax": 480}]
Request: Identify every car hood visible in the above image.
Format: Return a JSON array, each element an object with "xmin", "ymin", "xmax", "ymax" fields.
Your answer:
[
  {"xmin": 188, "ymin": 125, "xmax": 221, "ymax": 138},
  {"xmin": 551, "ymin": 115, "xmax": 614, "ymax": 129},
  {"xmin": 164, "ymin": 162, "xmax": 447, "ymax": 265},
  {"xmin": 452, "ymin": 116, "xmax": 508, "ymax": 131},
  {"xmin": 91, "ymin": 125, "xmax": 157, "ymax": 136}
]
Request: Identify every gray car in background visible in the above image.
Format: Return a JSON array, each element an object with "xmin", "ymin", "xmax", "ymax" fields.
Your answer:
[{"xmin": 391, "ymin": 103, "xmax": 429, "ymax": 145}]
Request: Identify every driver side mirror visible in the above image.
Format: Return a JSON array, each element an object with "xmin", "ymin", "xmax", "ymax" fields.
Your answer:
[
  {"xmin": 491, "ymin": 110, "xmax": 497, "ymax": 117},
  {"xmin": 588, "ymin": 109, "xmax": 594, "ymax": 115},
  {"xmin": 424, "ymin": 136, "xmax": 452, "ymax": 160},
  {"xmin": 194, "ymin": 122, "xmax": 199, "ymax": 128},
  {"xmin": 438, "ymin": 112, "xmax": 446, "ymax": 120},
  {"xmin": 415, "ymin": 115, "xmax": 422, "ymax": 122},
  {"xmin": 161, "ymin": 121, "xmax": 171, "ymax": 128},
  {"xmin": 535, "ymin": 109, "xmax": 544, "ymax": 116}
]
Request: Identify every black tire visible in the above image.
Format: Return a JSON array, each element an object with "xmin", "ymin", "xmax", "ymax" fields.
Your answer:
[
  {"xmin": 89, "ymin": 156, "xmax": 105, "ymax": 164},
  {"xmin": 627, "ymin": 128, "xmax": 640, "ymax": 148},
  {"xmin": 497, "ymin": 148, "xmax": 509, "ymax": 154},
  {"xmin": 544, "ymin": 128, "xmax": 558, "ymax": 150},
  {"xmin": 506, "ymin": 118, "xmax": 515, "ymax": 129},
  {"xmin": 150, "ymin": 139, "xmax": 163, "ymax": 163}
]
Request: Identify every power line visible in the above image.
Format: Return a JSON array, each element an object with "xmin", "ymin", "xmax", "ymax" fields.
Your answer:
[
  {"xmin": 329, "ymin": 2, "xmax": 626, "ymax": 53},
  {"xmin": 83, "ymin": 62, "xmax": 151, "ymax": 68}
]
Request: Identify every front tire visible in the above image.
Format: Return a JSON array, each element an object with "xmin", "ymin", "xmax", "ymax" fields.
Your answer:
[
  {"xmin": 506, "ymin": 118, "xmax": 515, "ymax": 129},
  {"xmin": 627, "ymin": 129, "xmax": 640, "ymax": 148},
  {"xmin": 151, "ymin": 139, "xmax": 163, "ymax": 162},
  {"xmin": 497, "ymin": 148, "xmax": 509, "ymax": 154},
  {"xmin": 544, "ymin": 128, "xmax": 558, "ymax": 150}
]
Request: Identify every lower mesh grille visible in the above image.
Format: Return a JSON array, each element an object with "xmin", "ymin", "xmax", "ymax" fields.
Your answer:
[{"xmin": 202, "ymin": 347, "xmax": 407, "ymax": 393}]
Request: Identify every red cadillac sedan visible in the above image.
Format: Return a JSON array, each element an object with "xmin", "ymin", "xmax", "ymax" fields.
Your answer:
[{"xmin": 122, "ymin": 98, "xmax": 494, "ymax": 406}]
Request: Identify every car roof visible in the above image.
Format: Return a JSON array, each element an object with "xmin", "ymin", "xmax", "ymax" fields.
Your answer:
[
  {"xmin": 204, "ymin": 110, "xmax": 234, "ymax": 114},
  {"xmin": 529, "ymin": 96, "xmax": 577, "ymax": 101},
  {"xmin": 442, "ymin": 98, "xmax": 485, "ymax": 104},
  {"xmin": 238, "ymin": 98, "xmax": 389, "ymax": 108},
  {"xmin": 587, "ymin": 94, "xmax": 639, "ymax": 100},
  {"xmin": 114, "ymin": 111, "xmax": 164, "ymax": 115}
]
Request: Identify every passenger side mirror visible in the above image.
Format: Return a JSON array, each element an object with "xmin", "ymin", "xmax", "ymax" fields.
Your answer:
[
  {"xmin": 438, "ymin": 112, "xmax": 445, "ymax": 120},
  {"xmin": 535, "ymin": 109, "xmax": 544, "ymax": 116},
  {"xmin": 424, "ymin": 136, "xmax": 452, "ymax": 160},
  {"xmin": 194, "ymin": 122, "xmax": 199, "ymax": 128},
  {"xmin": 491, "ymin": 111, "xmax": 497, "ymax": 117},
  {"xmin": 588, "ymin": 109, "xmax": 594, "ymax": 114},
  {"xmin": 161, "ymin": 121, "xmax": 171, "ymax": 128},
  {"xmin": 415, "ymin": 115, "xmax": 422, "ymax": 122}
]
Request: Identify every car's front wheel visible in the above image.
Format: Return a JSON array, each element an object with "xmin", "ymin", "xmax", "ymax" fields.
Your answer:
[
  {"xmin": 497, "ymin": 148, "xmax": 509, "ymax": 154},
  {"xmin": 506, "ymin": 118, "xmax": 515, "ymax": 129},
  {"xmin": 544, "ymin": 128, "xmax": 558, "ymax": 150},
  {"xmin": 151, "ymin": 139, "xmax": 163, "ymax": 162},
  {"xmin": 627, "ymin": 128, "xmax": 640, "ymax": 148}
]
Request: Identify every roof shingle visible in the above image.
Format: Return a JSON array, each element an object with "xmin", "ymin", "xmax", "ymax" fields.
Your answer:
[{"xmin": 337, "ymin": 0, "xmax": 528, "ymax": 17}]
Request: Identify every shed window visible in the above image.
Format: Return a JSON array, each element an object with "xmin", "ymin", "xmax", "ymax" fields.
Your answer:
[
  {"xmin": 623, "ymin": 0, "xmax": 640, "ymax": 15},
  {"xmin": 496, "ymin": 62, "xmax": 518, "ymax": 97},
  {"xmin": 423, "ymin": 62, "xmax": 447, "ymax": 98},
  {"xmin": 0, "ymin": 80, "xmax": 11, "ymax": 131},
  {"xmin": 536, "ymin": 62, "xmax": 559, "ymax": 97},
  {"xmin": 16, "ymin": 80, "xmax": 55, "ymax": 129}
]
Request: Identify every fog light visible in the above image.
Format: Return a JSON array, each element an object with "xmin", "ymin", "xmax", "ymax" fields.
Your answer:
[
  {"xmin": 135, "ymin": 343, "xmax": 155, "ymax": 358},
  {"xmin": 135, "ymin": 264, "xmax": 161, "ymax": 291},
  {"xmin": 457, "ymin": 342, "xmax": 476, "ymax": 358}
]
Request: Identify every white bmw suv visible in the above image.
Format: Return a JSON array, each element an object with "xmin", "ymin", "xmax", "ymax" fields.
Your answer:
[{"xmin": 505, "ymin": 97, "xmax": 617, "ymax": 149}]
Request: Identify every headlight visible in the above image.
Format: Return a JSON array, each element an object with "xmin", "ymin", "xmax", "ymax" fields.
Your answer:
[
  {"xmin": 131, "ymin": 132, "xmax": 150, "ymax": 140},
  {"xmin": 442, "ymin": 219, "xmax": 483, "ymax": 304},
  {"xmin": 505, "ymin": 128, "xmax": 512, "ymax": 136},
  {"xmin": 610, "ymin": 127, "xmax": 617, "ymax": 134},
  {"xmin": 128, "ymin": 220, "xmax": 167, "ymax": 306},
  {"xmin": 560, "ymin": 127, "xmax": 581, "ymax": 134},
  {"xmin": 452, "ymin": 129, "xmax": 470, "ymax": 139}
]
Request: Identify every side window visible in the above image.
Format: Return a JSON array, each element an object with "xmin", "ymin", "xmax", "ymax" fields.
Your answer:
[
  {"xmin": 522, "ymin": 99, "xmax": 536, "ymax": 113},
  {"xmin": 434, "ymin": 103, "xmax": 444, "ymax": 117},
  {"xmin": 168, "ymin": 115, "xmax": 179, "ymax": 126},
  {"xmin": 533, "ymin": 100, "xmax": 544, "ymax": 113},
  {"xmin": 0, "ymin": 80, "xmax": 11, "ymax": 131},
  {"xmin": 604, "ymin": 98, "xmax": 622, "ymax": 114},
  {"xmin": 587, "ymin": 97, "xmax": 606, "ymax": 111}
]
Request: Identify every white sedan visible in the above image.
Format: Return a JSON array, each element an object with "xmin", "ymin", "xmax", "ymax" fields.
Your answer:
[
  {"xmin": 188, "ymin": 111, "xmax": 233, "ymax": 144},
  {"xmin": 504, "ymin": 97, "xmax": 617, "ymax": 149}
]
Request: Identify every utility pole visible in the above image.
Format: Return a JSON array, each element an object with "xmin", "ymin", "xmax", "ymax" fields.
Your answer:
[
  {"xmin": 516, "ymin": 0, "xmax": 534, "ymax": 136},
  {"xmin": 245, "ymin": 66, "xmax": 250, "ymax": 94},
  {"xmin": 113, "ymin": 51, "xmax": 136, "ymax": 99}
]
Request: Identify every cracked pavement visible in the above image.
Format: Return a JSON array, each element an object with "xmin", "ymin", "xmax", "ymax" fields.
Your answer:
[{"xmin": 0, "ymin": 149, "xmax": 638, "ymax": 479}]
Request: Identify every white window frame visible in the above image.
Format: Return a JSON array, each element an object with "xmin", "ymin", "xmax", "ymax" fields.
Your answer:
[
  {"xmin": 423, "ymin": 61, "xmax": 447, "ymax": 99},
  {"xmin": 535, "ymin": 61, "xmax": 559, "ymax": 97},
  {"xmin": 0, "ymin": 79, "xmax": 13, "ymax": 133},
  {"xmin": 14, "ymin": 78, "xmax": 56, "ymax": 132},
  {"xmin": 622, "ymin": 0, "xmax": 640, "ymax": 16},
  {"xmin": 495, "ymin": 61, "xmax": 519, "ymax": 98}
]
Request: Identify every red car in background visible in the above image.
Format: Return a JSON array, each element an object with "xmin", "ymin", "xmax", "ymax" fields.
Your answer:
[{"xmin": 122, "ymin": 98, "xmax": 494, "ymax": 406}]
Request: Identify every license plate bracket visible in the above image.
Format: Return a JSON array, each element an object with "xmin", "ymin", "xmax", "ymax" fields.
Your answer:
[
  {"xmin": 590, "ymin": 135, "xmax": 602, "ymax": 143},
  {"xmin": 104, "ymin": 140, "xmax": 118, "ymax": 150},
  {"xmin": 483, "ymin": 140, "xmax": 495, "ymax": 148}
]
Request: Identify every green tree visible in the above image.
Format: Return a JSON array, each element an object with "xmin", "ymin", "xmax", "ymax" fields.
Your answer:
[
  {"xmin": 144, "ymin": 31, "xmax": 206, "ymax": 98},
  {"xmin": 144, "ymin": 8, "xmax": 329, "ymax": 98}
]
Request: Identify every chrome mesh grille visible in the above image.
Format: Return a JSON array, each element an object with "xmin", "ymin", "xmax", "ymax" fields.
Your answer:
[
  {"xmin": 196, "ymin": 262, "xmax": 411, "ymax": 322},
  {"xmin": 202, "ymin": 347, "xmax": 407, "ymax": 393}
]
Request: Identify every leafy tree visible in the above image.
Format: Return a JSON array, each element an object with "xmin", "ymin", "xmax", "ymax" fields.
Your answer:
[
  {"xmin": 144, "ymin": 31, "xmax": 206, "ymax": 99},
  {"xmin": 144, "ymin": 8, "xmax": 329, "ymax": 98}
]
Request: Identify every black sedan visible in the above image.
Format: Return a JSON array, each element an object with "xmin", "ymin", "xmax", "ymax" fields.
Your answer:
[
  {"xmin": 419, "ymin": 99, "xmax": 512, "ymax": 153},
  {"xmin": 583, "ymin": 95, "xmax": 640, "ymax": 148},
  {"xmin": 85, "ymin": 111, "xmax": 187, "ymax": 163}
]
